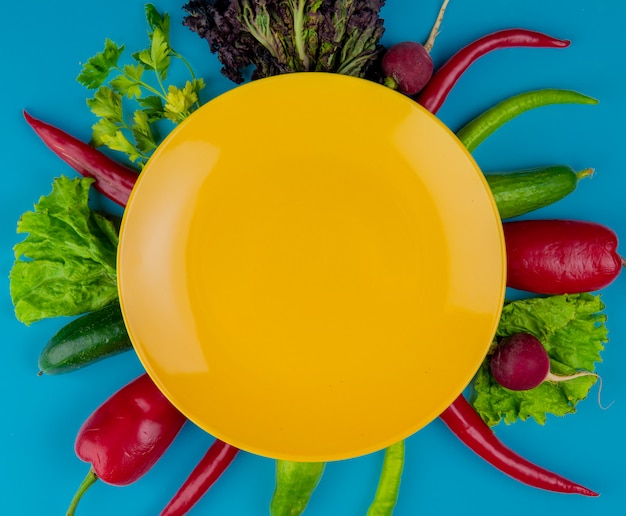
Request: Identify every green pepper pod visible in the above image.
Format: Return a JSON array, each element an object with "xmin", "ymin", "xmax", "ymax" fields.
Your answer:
[
  {"xmin": 367, "ymin": 440, "xmax": 405, "ymax": 516},
  {"xmin": 485, "ymin": 164, "xmax": 593, "ymax": 220},
  {"xmin": 456, "ymin": 89, "xmax": 598, "ymax": 153},
  {"xmin": 269, "ymin": 460, "xmax": 325, "ymax": 516},
  {"xmin": 38, "ymin": 301, "xmax": 132, "ymax": 375}
]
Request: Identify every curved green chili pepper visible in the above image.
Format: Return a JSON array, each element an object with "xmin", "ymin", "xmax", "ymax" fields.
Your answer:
[
  {"xmin": 269, "ymin": 460, "xmax": 325, "ymax": 516},
  {"xmin": 456, "ymin": 89, "xmax": 598, "ymax": 153},
  {"xmin": 367, "ymin": 440, "xmax": 405, "ymax": 516}
]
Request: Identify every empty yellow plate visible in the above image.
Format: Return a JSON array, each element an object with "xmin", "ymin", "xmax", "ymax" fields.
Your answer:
[{"xmin": 118, "ymin": 72, "xmax": 506, "ymax": 462}]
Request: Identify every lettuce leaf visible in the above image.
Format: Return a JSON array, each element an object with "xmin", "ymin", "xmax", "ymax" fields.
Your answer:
[
  {"xmin": 471, "ymin": 293, "xmax": 608, "ymax": 426},
  {"xmin": 10, "ymin": 176, "xmax": 119, "ymax": 325}
]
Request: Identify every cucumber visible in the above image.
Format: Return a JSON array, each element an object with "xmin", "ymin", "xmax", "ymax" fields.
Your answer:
[
  {"xmin": 38, "ymin": 301, "xmax": 132, "ymax": 375},
  {"xmin": 485, "ymin": 165, "xmax": 592, "ymax": 220}
]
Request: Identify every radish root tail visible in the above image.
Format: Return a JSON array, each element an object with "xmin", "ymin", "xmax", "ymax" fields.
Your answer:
[
  {"xmin": 546, "ymin": 371, "xmax": 612, "ymax": 410},
  {"xmin": 424, "ymin": 0, "xmax": 450, "ymax": 52}
]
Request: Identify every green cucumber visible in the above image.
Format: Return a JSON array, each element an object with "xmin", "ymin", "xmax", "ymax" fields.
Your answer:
[
  {"xmin": 485, "ymin": 165, "xmax": 592, "ymax": 220},
  {"xmin": 38, "ymin": 301, "xmax": 132, "ymax": 375}
]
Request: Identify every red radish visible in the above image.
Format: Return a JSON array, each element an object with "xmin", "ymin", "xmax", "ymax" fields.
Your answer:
[
  {"xmin": 490, "ymin": 333, "xmax": 596, "ymax": 391},
  {"xmin": 381, "ymin": 0, "xmax": 450, "ymax": 95},
  {"xmin": 504, "ymin": 219, "xmax": 624, "ymax": 294}
]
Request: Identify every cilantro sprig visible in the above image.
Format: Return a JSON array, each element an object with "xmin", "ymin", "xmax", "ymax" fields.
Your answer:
[{"xmin": 78, "ymin": 4, "xmax": 205, "ymax": 167}]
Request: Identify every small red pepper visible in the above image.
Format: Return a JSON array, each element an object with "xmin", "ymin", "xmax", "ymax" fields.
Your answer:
[
  {"xmin": 504, "ymin": 219, "xmax": 624, "ymax": 294},
  {"xmin": 160, "ymin": 439, "xmax": 239, "ymax": 516},
  {"xmin": 23, "ymin": 111, "xmax": 138, "ymax": 207},
  {"xmin": 66, "ymin": 373, "xmax": 187, "ymax": 515},
  {"xmin": 439, "ymin": 395, "xmax": 598, "ymax": 496},
  {"xmin": 416, "ymin": 29, "xmax": 570, "ymax": 114}
]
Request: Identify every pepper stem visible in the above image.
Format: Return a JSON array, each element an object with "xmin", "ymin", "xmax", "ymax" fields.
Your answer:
[
  {"xmin": 424, "ymin": 0, "xmax": 450, "ymax": 52},
  {"xmin": 66, "ymin": 468, "xmax": 98, "ymax": 516}
]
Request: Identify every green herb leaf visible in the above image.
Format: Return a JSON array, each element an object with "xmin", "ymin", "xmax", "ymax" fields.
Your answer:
[
  {"xmin": 101, "ymin": 130, "xmax": 145, "ymax": 164},
  {"xmin": 79, "ymin": 4, "xmax": 204, "ymax": 165},
  {"xmin": 134, "ymin": 27, "xmax": 171, "ymax": 80},
  {"xmin": 90, "ymin": 118, "xmax": 120, "ymax": 147},
  {"xmin": 86, "ymin": 86, "xmax": 124, "ymax": 123},
  {"xmin": 137, "ymin": 95, "xmax": 165, "ymax": 121},
  {"xmin": 110, "ymin": 64, "xmax": 145, "ymax": 98},
  {"xmin": 163, "ymin": 81, "xmax": 201, "ymax": 123},
  {"xmin": 77, "ymin": 39, "xmax": 125, "ymax": 89},
  {"xmin": 471, "ymin": 293, "xmax": 608, "ymax": 426},
  {"xmin": 131, "ymin": 110, "xmax": 159, "ymax": 155},
  {"xmin": 10, "ymin": 177, "xmax": 119, "ymax": 325},
  {"xmin": 145, "ymin": 3, "xmax": 170, "ymax": 40},
  {"xmin": 151, "ymin": 27, "xmax": 171, "ymax": 79}
]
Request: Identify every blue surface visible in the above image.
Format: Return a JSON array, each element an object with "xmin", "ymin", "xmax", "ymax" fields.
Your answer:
[{"xmin": 1, "ymin": 1, "xmax": 625, "ymax": 514}]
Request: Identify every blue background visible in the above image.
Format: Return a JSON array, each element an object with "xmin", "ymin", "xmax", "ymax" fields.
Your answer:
[{"xmin": 1, "ymin": 1, "xmax": 625, "ymax": 514}]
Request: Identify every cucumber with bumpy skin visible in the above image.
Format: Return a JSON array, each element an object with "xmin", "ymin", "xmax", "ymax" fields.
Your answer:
[
  {"xmin": 38, "ymin": 301, "xmax": 132, "ymax": 375},
  {"xmin": 485, "ymin": 165, "xmax": 592, "ymax": 220}
]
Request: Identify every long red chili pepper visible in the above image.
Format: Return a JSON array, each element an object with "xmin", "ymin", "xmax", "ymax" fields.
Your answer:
[
  {"xmin": 160, "ymin": 439, "xmax": 239, "ymax": 516},
  {"xmin": 504, "ymin": 219, "xmax": 624, "ymax": 294},
  {"xmin": 416, "ymin": 29, "xmax": 570, "ymax": 114},
  {"xmin": 439, "ymin": 395, "xmax": 598, "ymax": 496},
  {"xmin": 66, "ymin": 373, "xmax": 187, "ymax": 515},
  {"xmin": 23, "ymin": 111, "xmax": 137, "ymax": 207}
]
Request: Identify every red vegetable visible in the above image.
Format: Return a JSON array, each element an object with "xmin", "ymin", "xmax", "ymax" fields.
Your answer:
[
  {"xmin": 66, "ymin": 374, "xmax": 187, "ymax": 515},
  {"xmin": 504, "ymin": 219, "xmax": 624, "ymax": 294},
  {"xmin": 490, "ymin": 333, "xmax": 596, "ymax": 391},
  {"xmin": 439, "ymin": 395, "xmax": 598, "ymax": 496},
  {"xmin": 381, "ymin": 0, "xmax": 450, "ymax": 95},
  {"xmin": 23, "ymin": 111, "xmax": 137, "ymax": 207},
  {"xmin": 416, "ymin": 29, "xmax": 570, "ymax": 114},
  {"xmin": 160, "ymin": 439, "xmax": 239, "ymax": 516}
]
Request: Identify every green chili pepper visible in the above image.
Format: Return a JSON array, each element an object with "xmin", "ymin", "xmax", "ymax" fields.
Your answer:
[
  {"xmin": 456, "ymin": 89, "xmax": 598, "ymax": 153},
  {"xmin": 269, "ymin": 460, "xmax": 325, "ymax": 516},
  {"xmin": 367, "ymin": 440, "xmax": 405, "ymax": 516}
]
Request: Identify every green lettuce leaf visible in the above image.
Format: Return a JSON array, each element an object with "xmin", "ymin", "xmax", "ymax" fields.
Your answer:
[
  {"xmin": 471, "ymin": 293, "xmax": 608, "ymax": 426},
  {"xmin": 10, "ymin": 176, "xmax": 119, "ymax": 325}
]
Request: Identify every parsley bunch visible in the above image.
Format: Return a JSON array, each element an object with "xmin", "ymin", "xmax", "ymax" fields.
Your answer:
[{"xmin": 78, "ymin": 4, "xmax": 205, "ymax": 167}]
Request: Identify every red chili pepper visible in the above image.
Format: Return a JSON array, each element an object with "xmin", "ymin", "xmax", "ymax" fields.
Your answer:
[
  {"xmin": 160, "ymin": 439, "xmax": 239, "ymax": 516},
  {"xmin": 416, "ymin": 29, "xmax": 570, "ymax": 114},
  {"xmin": 504, "ymin": 219, "xmax": 624, "ymax": 294},
  {"xmin": 439, "ymin": 395, "xmax": 598, "ymax": 496},
  {"xmin": 23, "ymin": 111, "xmax": 137, "ymax": 207},
  {"xmin": 66, "ymin": 373, "xmax": 187, "ymax": 515}
]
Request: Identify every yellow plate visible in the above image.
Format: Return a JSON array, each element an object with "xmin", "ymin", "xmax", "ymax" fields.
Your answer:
[{"xmin": 118, "ymin": 72, "xmax": 505, "ymax": 462}]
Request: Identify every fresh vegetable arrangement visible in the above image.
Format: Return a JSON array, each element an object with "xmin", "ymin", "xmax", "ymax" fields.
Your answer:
[{"xmin": 8, "ymin": 1, "xmax": 621, "ymax": 515}]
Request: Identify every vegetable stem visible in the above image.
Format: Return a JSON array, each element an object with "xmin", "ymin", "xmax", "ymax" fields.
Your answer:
[
  {"xmin": 66, "ymin": 469, "xmax": 98, "ymax": 516},
  {"xmin": 292, "ymin": 0, "xmax": 310, "ymax": 70},
  {"xmin": 576, "ymin": 167, "xmax": 594, "ymax": 180}
]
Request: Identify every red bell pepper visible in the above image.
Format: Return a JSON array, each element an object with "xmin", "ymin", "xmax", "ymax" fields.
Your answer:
[
  {"xmin": 504, "ymin": 219, "xmax": 624, "ymax": 294},
  {"xmin": 66, "ymin": 373, "xmax": 187, "ymax": 515}
]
